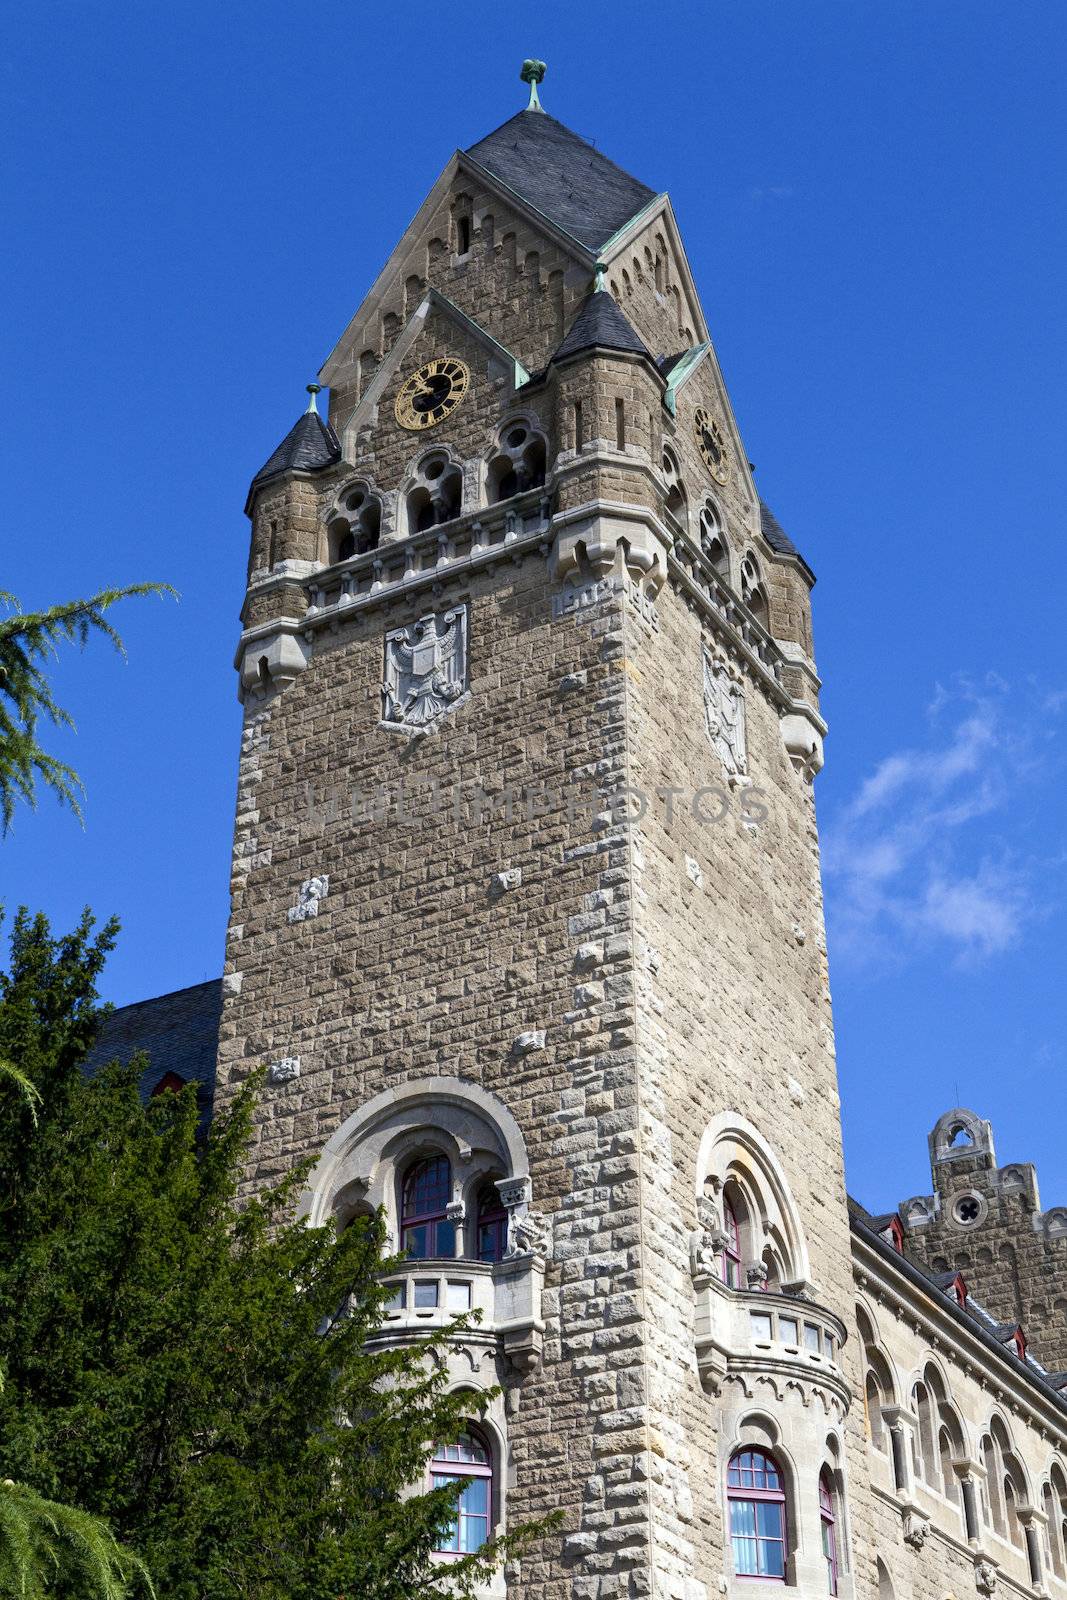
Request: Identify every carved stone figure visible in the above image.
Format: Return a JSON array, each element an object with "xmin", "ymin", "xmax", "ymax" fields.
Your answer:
[
  {"xmin": 287, "ymin": 874, "xmax": 330, "ymax": 923},
  {"xmin": 974, "ymin": 1560, "xmax": 998, "ymax": 1596},
  {"xmin": 703, "ymin": 651, "xmax": 747, "ymax": 776},
  {"xmin": 903, "ymin": 1509, "xmax": 932, "ymax": 1550},
  {"xmin": 267, "ymin": 1056, "xmax": 300, "ymax": 1085},
  {"xmin": 506, "ymin": 1209, "xmax": 550, "ymax": 1259},
  {"xmin": 382, "ymin": 606, "xmax": 469, "ymax": 733}
]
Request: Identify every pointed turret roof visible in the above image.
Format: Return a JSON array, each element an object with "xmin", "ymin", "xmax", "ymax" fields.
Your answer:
[
  {"xmin": 248, "ymin": 401, "xmax": 341, "ymax": 505},
  {"xmin": 551, "ymin": 287, "xmax": 652, "ymax": 366},
  {"xmin": 466, "ymin": 109, "xmax": 657, "ymax": 252},
  {"xmin": 758, "ymin": 500, "xmax": 799, "ymax": 558}
]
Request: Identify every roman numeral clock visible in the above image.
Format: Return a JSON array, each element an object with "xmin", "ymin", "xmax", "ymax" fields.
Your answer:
[{"xmin": 394, "ymin": 357, "xmax": 471, "ymax": 430}]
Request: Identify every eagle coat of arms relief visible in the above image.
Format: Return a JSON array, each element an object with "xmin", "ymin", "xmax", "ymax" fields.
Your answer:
[
  {"xmin": 381, "ymin": 605, "xmax": 470, "ymax": 734},
  {"xmin": 702, "ymin": 650, "xmax": 747, "ymax": 777}
]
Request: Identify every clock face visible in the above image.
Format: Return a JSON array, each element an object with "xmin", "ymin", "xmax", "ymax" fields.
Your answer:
[
  {"xmin": 694, "ymin": 407, "xmax": 730, "ymax": 486},
  {"xmin": 395, "ymin": 357, "xmax": 471, "ymax": 431}
]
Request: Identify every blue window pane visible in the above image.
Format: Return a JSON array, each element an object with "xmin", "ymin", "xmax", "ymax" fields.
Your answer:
[
  {"xmin": 759, "ymin": 1539, "xmax": 786, "ymax": 1578},
  {"xmin": 461, "ymin": 1477, "xmax": 489, "ymax": 1516},
  {"xmin": 436, "ymin": 1219, "xmax": 456, "ymax": 1257},
  {"xmin": 756, "ymin": 1501, "xmax": 784, "ymax": 1538},
  {"xmin": 730, "ymin": 1500, "xmax": 757, "ymax": 1537},
  {"xmin": 404, "ymin": 1223, "xmax": 429, "ymax": 1259},
  {"xmin": 732, "ymin": 1536, "xmax": 759, "ymax": 1576}
]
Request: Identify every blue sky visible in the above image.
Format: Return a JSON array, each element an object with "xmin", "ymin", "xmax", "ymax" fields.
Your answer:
[{"xmin": 3, "ymin": 2, "xmax": 1065, "ymax": 1214}]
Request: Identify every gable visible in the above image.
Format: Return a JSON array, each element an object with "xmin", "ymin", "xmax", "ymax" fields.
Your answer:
[
  {"xmin": 339, "ymin": 292, "xmax": 539, "ymax": 492},
  {"xmin": 320, "ymin": 157, "xmax": 598, "ymax": 426}
]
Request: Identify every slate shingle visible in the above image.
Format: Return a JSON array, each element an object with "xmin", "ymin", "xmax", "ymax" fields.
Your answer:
[
  {"xmin": 249, "ymin": 411, "xmax": 341, "ymax": 497},
  {"xmin": 84, "ymin": 978, "xmax": 223, "ymax": 1125},
  {"xmin": 466, "ymin": 110, "xmax": 657, "ymax": 252}
]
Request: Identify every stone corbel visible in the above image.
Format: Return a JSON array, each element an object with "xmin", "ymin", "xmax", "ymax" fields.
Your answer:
[
  {"xmin": 901, "ymin": 1505, "xmax": 932, "ymax": 1550},
  {"xmin": 238, "ymin": 627, "xmax": 311, "ymax": 701},
  {"xmin": 780, "ymin": 703, "xmax": 825, "ymax": 780},
  {"xmin": 550, "ymin": 503, "xmax": 670, "ymax": 597}
]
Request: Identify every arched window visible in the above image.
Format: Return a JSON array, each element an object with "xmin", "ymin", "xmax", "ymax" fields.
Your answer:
[
  {"xmin": 405, "ymin": 455, "xmax": 462, "ymax": 536},
  {"xmin": 741, "ymin": 552, "xmax": 769, "ymax": 630},
  {"xmin": 400, "ymin": 1155, "xmax": 454, "ymax": 1260},
  {"xmin": 476, "ymin": 1185, "xmax": 508, "ymax": 1264},
  {"xmin": 912, "ymin": 1381, "xmax": 937, "ymax": 1483},
  {"xmin": 727, "ymin": 1449, "xmax": 787, "ymax": 1581},
  {"xmin": 487, "ymin": 423, "xmax": 546, "ymax": 505},
  {"xmin": 820, "ymin": 1471, "xmax": 839, "ymax": 1595},
  {"xmin": 721, "ymin": 1195, "xmax": 742, "ymax": 1288},
  {"xmin": 430, "ymin": 1428, "xmax": 493, "ymax": 1554},
  {"xmin": 865, "ymin": 1370, "xmax": 886, "ymax": 1452},
  {"xmin": 700, "ymin": 500, "xmax": 729, "ymax": 578},
  {"xmin": 662, "ymin": 447, "xmax": 687, "ymax": 532},
  {"xmin": 939, "ymin": 1427, "xmax": 958, "ymax": 1504},
  {"xmin": 328, "ymin": 482, "xmax": 381, "ymax": 563}
]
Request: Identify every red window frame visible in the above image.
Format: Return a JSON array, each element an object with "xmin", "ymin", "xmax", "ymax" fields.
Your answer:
[
  {"xmin": 727, "ymin": 1449, "xmax": 787, "ymax": 1581},
  {"xmin": 431, "ymin": 1429, "xmax": 493, "ymax": 1555},
  {"xmin": 820, "ymin": 1470, "xmax": 839, "ymax": 1595},
  {"xmin": 401, "ymin": 1155, "xmax": 454, "ymax": 1260},
  {"xmin": 721, "ymin": 1196, "xmax": 742, "ymax": 1289},
  {"xmin": 475, "ymin": 1185, "xmax": 508, "ymax": 1264}
]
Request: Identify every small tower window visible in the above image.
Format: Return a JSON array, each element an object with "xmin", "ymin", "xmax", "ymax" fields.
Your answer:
[
  {"xmin": 400, "ymin": 1155, "xmax": 454, "ymax": 1259},
  {"xmin": 431, "ymin": 1429, "xmax": 493, "ymax": 1554},
  {"xmin": 476, "ymin": 1185, "xmax": 509, "ymax": 1263},
  {"xmin": 615, "ymin": 397, "xmax": 626, "ymax": 450},
  {"xmin": 727, "ymin": 1449, "xmax": 787, "ymax": 1581},
  {"xmin": 573, "ymin": 400, "xmax": 584, "ymax": 450},
  {"xmin": 819, "ymin": 1472, "xmax": 839, "ymax": 1595},
  {"xmin": 457, "ymin": 215, "xmax": 471, "ymax": 256},
  {"xmin": 720, "ymin": 1196, "xmax": 742, "ymax": 1289}
]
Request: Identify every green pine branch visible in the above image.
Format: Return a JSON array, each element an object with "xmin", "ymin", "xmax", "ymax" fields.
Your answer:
[
  {"xmin": 0, "ymin": 1479, "xmax": 151, "ymax": 1600},
  {"xmin": 0, "ymin": 585, "xmax": 176, "ymax": 835}
]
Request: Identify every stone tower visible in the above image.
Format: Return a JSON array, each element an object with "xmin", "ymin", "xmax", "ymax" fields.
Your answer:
[
  {"xmin": 219, "ymin": 64, "xmax": 863, "ymax": 1600},
  {"xmin": 900, "ymin": 1108, "xmax": 1067, "ymax": 1372}
]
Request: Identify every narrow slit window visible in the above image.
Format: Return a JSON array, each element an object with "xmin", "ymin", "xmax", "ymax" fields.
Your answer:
[
  {"xmin": 574, "ymin": 400, "xmax": 584, "ymax": 450},
  {"xmin": 615, "ymin": 397, "xmax": 626, "ymax": 450},
  {"xmin": 457, "ymin": 215, "xmax": 471, "ymax": 255}
]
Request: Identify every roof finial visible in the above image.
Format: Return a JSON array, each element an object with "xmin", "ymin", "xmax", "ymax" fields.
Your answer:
[
  {"xmin": 305, "ymin": 382, "xmax": 322, "ymax": 415},
  {"xmin": 594, "ymin": 263, "xmax": 607, "ymax": 294},
  {"xmin": 520, "ymin": 59, "xmax": 546, "ymax": 112}
]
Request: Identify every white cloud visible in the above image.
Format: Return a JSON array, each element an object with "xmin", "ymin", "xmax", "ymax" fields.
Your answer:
[{"xmin": 822, "ymin": 678, "xmax": 1064, "ymax": 969}]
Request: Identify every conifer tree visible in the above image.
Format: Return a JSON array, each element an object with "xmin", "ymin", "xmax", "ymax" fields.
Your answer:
[
  {"xmin": 0, "ymin": 586, "xmax": 170, "ymax": 833},
  {"xmin": 0, "ymin": 910, "xmax": 555, "ymax": 1598}
]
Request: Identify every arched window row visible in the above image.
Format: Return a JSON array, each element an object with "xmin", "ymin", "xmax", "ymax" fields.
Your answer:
[
  {"xmin": 726, "ymin": 1448, "xmax": 843, "ymax": 1592},
  {"xmin": 323, "ymin": 425, "xmax": 551, "ymax": 560},
  {"xmin": 859, "ymin": 1319, "xmax": 1067, "ymax": 1573}
]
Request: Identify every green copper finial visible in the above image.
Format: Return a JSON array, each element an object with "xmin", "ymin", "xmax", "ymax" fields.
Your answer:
[
  {"xmin": 520, "ymin": 59, "xmax": 546, "ymax": 111},
  {"xmin": 594, "ymin": 263, "xmax": 607, "ymax": 294},
  {"xmin": 305, "ymin": 382, "xmax": 322, "ymax": 415}
]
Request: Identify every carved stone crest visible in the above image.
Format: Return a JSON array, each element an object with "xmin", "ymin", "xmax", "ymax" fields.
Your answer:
[
  {"xmin": 381, "ymin": 606, "xmax": 469, "ymax": 734},
  {"xmin": 703, "ymin": 651, "xmax": 747, "ymax": 777}
]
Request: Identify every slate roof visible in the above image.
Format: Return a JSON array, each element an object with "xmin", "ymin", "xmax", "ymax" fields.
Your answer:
[
  {"xmin": 849, "ymin": 1198, "xmax": 1067, "ymax": 1415},
  {"xmin": 466, "ymin": 110, "xmax": 657, "ymax": 252},
  {"xmin": 248, "ymin": 410, "xmax": 341, "ymax": 500},
  {"xmin": 84, "ymin": 978, "xmax": 223, "ymax": 1126},
  {"xmin": 758, "ymin": 500, "xmax": 799, "ymax": 557},
  {"xmin": 551, "ymin": 289, "xmax": 652, "ymax": 365}
]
